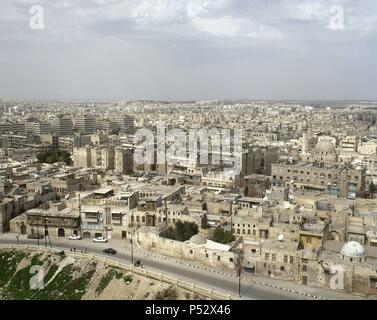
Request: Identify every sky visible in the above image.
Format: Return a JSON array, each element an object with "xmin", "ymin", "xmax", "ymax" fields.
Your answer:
[{"xmin": 0, "ymin": 0, "xmax": 376, "ymax": 101}]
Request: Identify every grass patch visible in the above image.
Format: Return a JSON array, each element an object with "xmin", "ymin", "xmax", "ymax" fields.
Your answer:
[
  {"xmin": 32, "ymin": 263, "xmax": 95, "ymax": 300},
  {"xmin": 96, "ymin": 269, "xmax": 124, "ymax": 296},
  {"xmin": 155, "ymin": 287, "xmax": 178, "ymax": 300},
  {"xmin": 123, "ymin": 275, "xmax": 133, "ymax": 285},
  {"xmin": 0, "ymin": 250, "xmax": 27, "ymax": 288}
]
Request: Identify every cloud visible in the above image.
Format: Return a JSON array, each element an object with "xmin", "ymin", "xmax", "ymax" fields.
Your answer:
[
  {"xmin": 191, "ymin": 16, "xmax": 241, "ymax": 37},
  {"xmin": 0, "ymin": 0, "xmax": 377, "ymax": 100},
  {"xmin": 289, "ymin": 1, "xmax": 328, "ymax": 21}
]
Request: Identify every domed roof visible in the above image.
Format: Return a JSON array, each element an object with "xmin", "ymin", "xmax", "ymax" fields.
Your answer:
[
  {"xmin": 189, "ymin": 234, "xmax": 207, "ymax": 245},
  {"xmin": 366, "ymin": 231, "xmax": 377, "ymax": 239},
  {"xmin": 314, "ymin": 140, "xmax": 336, "ymax": 153},
  {"xmin": 341, "ymin": 241, "xmax": 365, "ymax": 258}
]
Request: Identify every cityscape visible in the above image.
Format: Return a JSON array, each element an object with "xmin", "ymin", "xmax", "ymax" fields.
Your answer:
[{"xmin": 1, "ymin": 0, "xmax": 377, "ymax": 306}]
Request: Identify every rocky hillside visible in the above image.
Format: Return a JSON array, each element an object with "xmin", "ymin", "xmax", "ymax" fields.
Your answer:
[{"xmin": 0, "ymin": 249, "xmax": 206, "ymax": 300}]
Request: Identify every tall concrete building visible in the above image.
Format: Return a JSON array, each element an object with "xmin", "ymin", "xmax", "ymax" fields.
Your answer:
[
  {"xmin": 53, "ymin": 116, "xmax": 73, "ymax": 136},
  {"xmin": 75, "ymin": 115, "xmax": 96, "ymax": 134},
  {"xmin": 115, "ymin": 115, "xmax": 134, "ymax": 134},
  {"xmin": 10, "ymin": 122, "xmax": 26, "ymax": 135},
  {"xmin": 73, "ymin": 145, "xmax": 115, "ymax": 171},
  {"xmin": 25, "ymin": 121, "xmax": 51, "ymax": 135},
  {"xmin": 115, "ymin": 147, "xmax": 134, "ymax": 174},
  {"xmin": 91, "ymin": 146, "xmax": 115, "ymax": 170},
  {"xmin": 0, "ymin": 123, "xmax": 10, "ymax": 134},
  {"xmin": 73, "ymin": 146, "xmax": 92, "ymax": 168}
]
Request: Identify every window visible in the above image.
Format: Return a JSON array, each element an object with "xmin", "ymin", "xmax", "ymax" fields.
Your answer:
[
  {"xmin": 370, "ymin": 277, "xmax": 377, "ymax": 289},
  {"xmin": 85, "ymin": 212, "xmax": 98, "ymax": 220},
  {"xmin": 272, "ymin": 254, "xmax": 276, "ymax": 261},
  {"xmin": 280, "ymin": 266, "xmax": 285, "ymax": 271},
  {"xmin": 229, "ymin": 258, "xmax": 233, "ymax": 262},
  {"xmin": 251, "ymin": 249, "xmax": 256, "ymax": 253},
  {"xmin": 284, "ymin": 255, "xmax": 288, "ymax": 263},
  {"xmin": 302, "ymin": 265, "xmax": 307, "ymax": 272},
  {"xmin": 205, "ymin": 253, "xmax": 209, "ymax": 258},
  {"xmin": 265, "ymin": 253, "xmax": 270, "ymax": 260},
  {"xmin": 112, "ymin": 213, "xmax": 122, "ymax": 225},
  {"xmin": 217, "ymin": 256, "xmax": 220, "ymax": 261},
  {"xmin": 290, "ymin": 256, "xmax": 294, "ymax": 263}
]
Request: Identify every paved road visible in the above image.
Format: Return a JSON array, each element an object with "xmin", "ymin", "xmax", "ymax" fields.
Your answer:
[
  {"xmin": 0, "ymin": 234, "xmax": 305, "ymax": 300},
  {"xmin": 2, "ymin": 234, "xmax": 369, "ymax": 300}
]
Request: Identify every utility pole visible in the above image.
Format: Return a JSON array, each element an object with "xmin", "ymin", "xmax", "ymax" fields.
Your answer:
[
  {"xmin": 234, "ymin": 248, "xmax": 244, "ymax": 298},
  {"xmin": 44, "ymin": 218, "xmax": 52, "ymax": 248},
  {"xmin": 78, "ymin": 194, "xmax": 82, "ymax": 238},
  {"xmin": 164, "ymin": 198, "xmax": 168, "ymax": 226},
  {"xmin": 36, "ymin": 217, "xmax": 40, "ymax": 246},
  {"xmin": 130, "ymin": 212, "xmax": 134, "ymax": 264},
  {"xmin": 230, "ymin": 201, "xmax": 232, "ymax": 231},
  {"xmin": 44, "ymin": 223, "xmax": 47, "ymax": 248}
]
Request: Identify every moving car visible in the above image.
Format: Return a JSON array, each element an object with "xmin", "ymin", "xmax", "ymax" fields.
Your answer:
[
  {"xmin": 103, "ymin": 248, "xmax": 117, "ymax": 255},
  {"xmin": 93, "ymin": 236, "xmax": 108, "ymax": 243},
  {"xmin": 27, "ymin": 233, "xmax": 44, "ymax": 239},
  {"xmin": 68, "ymin": 234, "xmax": 82, "ymax": 240},
  {"xmin": 134, "ymin": 260, "xmax": 141, "ymax": 267}
]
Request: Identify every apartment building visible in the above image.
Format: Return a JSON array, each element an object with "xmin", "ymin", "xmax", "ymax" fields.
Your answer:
[{"xmin": 272, "ymin": 161, "xmax": 366, "ymax": 198}]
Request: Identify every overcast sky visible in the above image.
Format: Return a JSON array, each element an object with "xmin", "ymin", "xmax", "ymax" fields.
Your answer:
[{"xmin": 1, "ymin": 0, "xmax": 376, "ymax": 101}]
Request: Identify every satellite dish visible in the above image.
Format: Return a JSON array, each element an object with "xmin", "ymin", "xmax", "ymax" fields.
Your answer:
[{"xmin": 277, "ymin": 234, "xmax": 284, "ymax": 241}]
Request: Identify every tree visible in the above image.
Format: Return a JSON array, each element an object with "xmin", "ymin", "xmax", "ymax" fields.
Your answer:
[
  {"xmin": 37, "ymin": 150, "xmax": 72, "ymax": 165},
  {"xmin": 201, "ymin": 213, "xmax": 209, "ymax": 229},
  {"xmin": 160, "ymin": 221, "xmax": 199, "ymax": 242},
  {"xmin": 213, "ymin": 227, "xmax": 235, "ymax": 244},
  {"xmin": 369, "ymin": 182, "xmax": 376, "ymax": 199}
]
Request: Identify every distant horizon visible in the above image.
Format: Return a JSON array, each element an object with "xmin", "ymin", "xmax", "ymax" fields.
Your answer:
[{"xmin": 1, "ymin": 97, "xmax": 377, "ymax": 104}]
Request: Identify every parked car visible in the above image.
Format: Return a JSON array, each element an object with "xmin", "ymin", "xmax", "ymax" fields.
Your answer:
[
  {"xmin": 103, "ymin": 248, "xmax": 117, "ymax": 255},
  {"xmin": 93, "ymin": 236, "xmax": 108, "ymax": 243},
  {"xmin": 68, "ymin": 235, "xmax": 82, "ymax": 240},
  {"xmin": 27, "ymin": 233, "xmax": 44, "ymax": 239}
]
